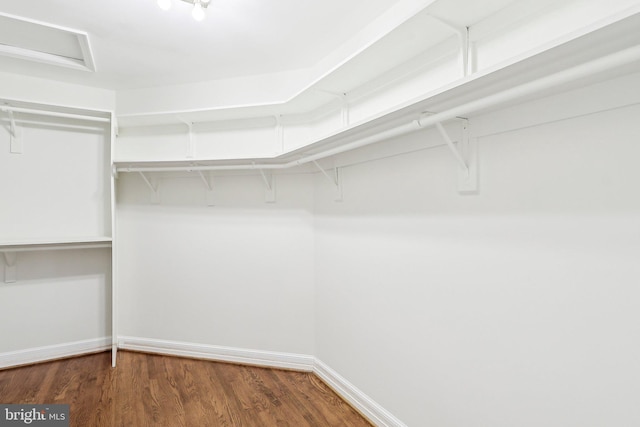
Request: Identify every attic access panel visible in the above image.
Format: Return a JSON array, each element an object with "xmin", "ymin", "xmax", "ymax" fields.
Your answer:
[{"xmin": 0, "ymin": 12, "xmax": 95, "ymax": 72}]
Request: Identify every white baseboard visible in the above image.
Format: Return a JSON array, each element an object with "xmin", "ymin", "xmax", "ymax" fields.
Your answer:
[
  {"xmin": 2, "ymin": 336, "xmax": 405, "ymax": 427},
  {"xmin": 117, "ymin": 336, "xmax": 316, "ymax": 372},
  {"xmin": 314, "ymin": 359, "xmax": 408, "ymax": 427},
  {"xmin": 0, "ymin": 337, "xmax": 111, "ymax": 369},
  {"xmin": 117, "ymin": 336, "xmax": 406, "ymax": 427}
]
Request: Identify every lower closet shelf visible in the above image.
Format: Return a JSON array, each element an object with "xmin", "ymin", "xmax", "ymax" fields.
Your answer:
[{"xmin": 0, "ymin": 237, "xmax": 112, "ymax": 283}]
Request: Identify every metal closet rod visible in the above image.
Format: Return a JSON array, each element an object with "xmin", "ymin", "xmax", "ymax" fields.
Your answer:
[
  {"xmin": 116, "ymin": 44, "xmax": 640, "ymax": 174},
  {"xmin": 1, "ymin": 105, "xmax": 110, "ymax": 123}
]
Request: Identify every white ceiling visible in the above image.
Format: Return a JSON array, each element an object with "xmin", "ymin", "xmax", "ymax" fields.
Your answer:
[{"xmin": 0, "ymin": 0, "xmax": 403, "ymax": 90}]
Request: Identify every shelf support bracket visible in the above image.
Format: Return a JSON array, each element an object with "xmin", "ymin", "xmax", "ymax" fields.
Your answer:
[
  {"xmin": 340, "ymin": 93, "xmax": 350, "ymax": 127},
  {"xmin": 4, "ymin": 109, "xmax": 22, "ymax": 154},
  {"xmin": 435, "ymin": 122, "xmax": 468, "ymax": 172},
  {"xmin": 275, "ymin": 115, "xmax": 284, "ymax": 154},
  {"xmin": 2, "ymin": 251, "xmax": 17, "ymax": 283},
  {"xmin": 429, "ymin": 14, "xmax": 472, "ymax": 77},
  {"xmin": 197, "ymin": 170, "xmax": 215, "ymax": 206},
  {"xmin": 315, "ymin": 90, "xmax": 350, "ymax": 127},
  {"xmin": 179, "ymin": 119, "xmax": 196, "ymax": 158},
  {"xmin": 138, "ymin": 172, "xmax": 160, "ymax": 204},
  {"xmin": 313, "ymin": 160, "xmax": 343, "ymax": 202},
  {"xmin": 435, "ymin": 120, "xmax": 477, "ymax": 193},
  {"xmin": 255, "ymin": 164, "xmax": 276, "ymax": 203},
  {"xmin": 461, "ymin": 26, "xmax": 471, "ymax": 76},
  {"xmin": 113, "ymin": 116, "xmax": 119, "ymax": 138}
]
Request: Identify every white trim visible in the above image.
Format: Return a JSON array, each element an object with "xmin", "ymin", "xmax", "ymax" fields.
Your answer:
[
  {"xmin": 117, "ymin": 337, "xmax": 405, "ymax": 427},
  {"xmin": 117, "ymin": 336, "xmax": 315, "ymax": 372},
  {"xmin": 313, "ymin": 359, "xmax": 408, "ymax": 427},
  {"xmin": 0, "ymin": 12, "xmax": 96, "ymax": 73},
  {"xmin": 1, "ymin": 336, "xmax": 406, "ymax": 427},
  {"xmin": 0, "ymin": 337, "xmax": 111, "ymax": 369}
]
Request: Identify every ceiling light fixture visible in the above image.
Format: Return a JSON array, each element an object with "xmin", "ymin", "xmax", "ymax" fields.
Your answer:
[
  {"xmin": 157, "ymin": 0, "xmax": 211, "ymax": 21},
  {"xmin": 191, "ymin": 1, "xmax": 205, "ymax": 21},
  {"xmin": 157, "ymin": 0, "xmax": 172, "ymax": 11}
]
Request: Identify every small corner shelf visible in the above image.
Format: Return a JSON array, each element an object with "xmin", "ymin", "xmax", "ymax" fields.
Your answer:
[{"xmin": 0, "ymin": 237, "xmax": 112, "ymax": 283}]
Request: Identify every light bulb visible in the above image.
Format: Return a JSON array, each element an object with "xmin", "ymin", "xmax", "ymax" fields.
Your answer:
[
  {"xmin": 192, "ymin": 2, "xmax": 205, "ymax": 21},
  {"xmin": 157, "ymin": 0, "xmax": 172, "ymax": 11}
]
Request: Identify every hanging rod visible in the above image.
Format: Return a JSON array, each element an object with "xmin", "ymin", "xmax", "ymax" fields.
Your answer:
[
  {"xmin": 116, "ymin": 44, "xmax": 640, "ymax": 174},
  {"xmin": 0, "ymin": 117, "xmax": 106, "ymax": 131},
  {"xmin": 1, "ymin": 105, "xmax": 110, "ymax": 123}
]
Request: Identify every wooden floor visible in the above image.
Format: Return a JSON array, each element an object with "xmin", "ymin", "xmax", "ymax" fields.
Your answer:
[{"xmin": 0, "ymin": 351, "xmax": 373, "ymax": 427}]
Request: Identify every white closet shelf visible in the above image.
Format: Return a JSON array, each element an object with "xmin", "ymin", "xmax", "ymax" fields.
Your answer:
[
  {"xmin": 114, "ymin": 8, "xmax": 640, "ymax": 130},
  {"xmin": 0, "ymin": 237, "xmax": 112, "ymax": 253},
  {"xmin": 114, "ymin": 11, "xmax": 640, "ymax": 174},
  {"xmin": 0, "ymin": 238, "xmax": 112, "ymax": 283}
]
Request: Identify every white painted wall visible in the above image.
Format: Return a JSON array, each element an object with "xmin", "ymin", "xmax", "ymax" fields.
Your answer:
[
  {"xmin": 0, "ymin": 119, "xmax": 112, "ymax": 355},
  {"xmin": 0, "ymin": 249, "xmax": 111, "ymax": 353},
  {"xmin": 116, "ymin": 172, "xmax": 316, "ymax": 354},
  {"xmin": 0, "ymin": 124, "xmax": 111, "ymax": 240},
  {"xmin": 314, "ymin": 83, "xmax": 640, "ymax": 426},
  {"xmin": 112, "ymin": 73, "xmax": 640, "ymax": 426}
]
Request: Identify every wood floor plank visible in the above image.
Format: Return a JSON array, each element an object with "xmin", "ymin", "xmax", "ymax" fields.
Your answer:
[{"xmin": 0, "ymin": 351, "xmax": 373, "ymax": 427}]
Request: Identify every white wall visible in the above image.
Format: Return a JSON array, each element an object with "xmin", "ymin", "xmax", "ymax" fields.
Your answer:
[
  {"xmin": 0, "ymin": 124, "xmax": 111, "ymax": 240},
  {"xmin": 116, "ymin": 172, "xmax": 316, "ymax": 354},
  {"xmin": 314, "ymin": 84, "xmax": 640, "ymax": 426},
  {"xmin": 112, "ymin": 74, "xmax": 640, "ymax": 426},
  {"xmin": 0, "ymin": 119, "xmax": 112, "ymax": 355},
  {"xmin": 0, "ymin": 249, "xmax": 111, "ymax": 353}
]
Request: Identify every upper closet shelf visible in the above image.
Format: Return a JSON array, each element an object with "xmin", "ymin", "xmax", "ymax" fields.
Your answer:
[
  {"xmin": 114, "ymin": 6, "xmax": 640, "ymax": 130},
  {"xmin": 114, "ymin": 11, "xmax": 640, "ymax": 173}
]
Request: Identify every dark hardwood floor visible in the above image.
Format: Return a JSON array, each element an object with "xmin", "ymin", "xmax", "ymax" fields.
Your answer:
[{"xmin": 0, "ymin": 351, "xmax": 373, "ymax": 427}]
